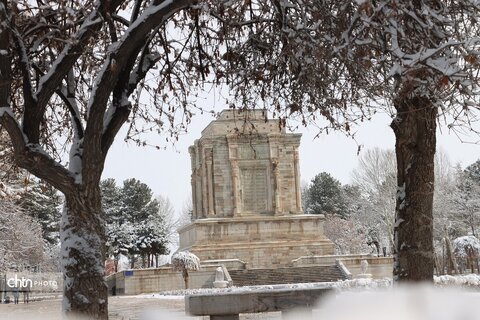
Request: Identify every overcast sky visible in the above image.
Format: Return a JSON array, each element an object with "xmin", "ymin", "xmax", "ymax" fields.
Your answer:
[{"xmin": 102, "ymin": 97, "xmax": 480, "ymax": 216}]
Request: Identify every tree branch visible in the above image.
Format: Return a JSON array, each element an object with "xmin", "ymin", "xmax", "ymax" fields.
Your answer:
[
  {"xmin": 112, "ymin": 14, "xmax": 130, "ymax": 27},
  {"xmin": 83, "ymin": 0, "xmax": 194, "ymax": 185},
  {"xmin": 35, "ymin": 10, "xmax": 103, "ymax": 112},
  {"xmin": 0, "ymin": 110, "xmax": 75, "ymax": 194},
  {"xmin": 31, "ymin": 64, "xmax": 85, "ymax": 139},
  {"xmin": 0, "ymin": 0, "xmax": 10, "ymax": 109},
  {"xmin": 10, "ymin": 24, "xmax": 39, "ymax": 143}
]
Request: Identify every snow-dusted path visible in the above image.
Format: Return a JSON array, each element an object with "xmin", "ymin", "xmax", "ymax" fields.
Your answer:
[{"xmin": 0, "ymin": 296, "xmax": 281, "ymax": 319}]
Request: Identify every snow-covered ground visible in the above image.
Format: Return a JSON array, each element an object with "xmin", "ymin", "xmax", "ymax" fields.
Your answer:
[
  {"xmin": 4, "ymin": 276, "xmax": 480, "ymax": 320},
  {"xmin": 134, "ymin": 276, "xmax": 480, "ymax": 320},
  {"xmin": 145, "ymin": 274, "xmax": 480, "ymax": 298}
]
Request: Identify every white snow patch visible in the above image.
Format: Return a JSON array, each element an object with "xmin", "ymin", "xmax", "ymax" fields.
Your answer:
[
  {"xmin": 397, "ymin": 183, "xmax": 406, "ymax": 201},
  {"xmin": 315, "ymin": 285, "xmax": 480, "ymax": 320},
  {"xmin": 453, "ymin": 236, "xmax": 480, "ymax": 258}
]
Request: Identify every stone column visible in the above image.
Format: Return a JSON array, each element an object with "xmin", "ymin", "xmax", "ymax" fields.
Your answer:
[
  {"xmin": 272, "ymin": 158, "xmax": 281, "ymax": 215},
  {"xmin": 196, "ymin": 171, "xmax": 204, "ymax": 218},
  {"xmin": 206, "ymin": 149, "xmax": 215, "ymax": 216},
  {"xmin": 189, "ymin": 146, "xmax": 198, "ymax": 219},
  {"xmin": 190, "ymin": 172, "xmax": 197, "ymax": 219},
  {"xmin": 230, "ymin": 159, "xmax": 240, "ymax": 216},
  {"xmin": 294, "ymin": 147, "xmax": 302, "ymax": 213},
  {"xmin": 268, "ymin": 135, "xmax": 281, "ymax": 215},
  {"xmin": 201, "ymin": 148, "xmax": 209, "ymax": 218}
]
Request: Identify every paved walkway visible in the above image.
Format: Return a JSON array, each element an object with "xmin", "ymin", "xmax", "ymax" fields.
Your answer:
[{"xmin": 0, "ymin": 296, "xmax": 281, "ymax": 319}]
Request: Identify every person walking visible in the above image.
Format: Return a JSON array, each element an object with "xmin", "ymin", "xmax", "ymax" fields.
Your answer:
[
  {"xmin": 23, "ymin": 287, "xmax": 29, "ymax": 304},
  {"xmin": 13, "ymin": 287, "xmax": 19, "ymax": 304}
]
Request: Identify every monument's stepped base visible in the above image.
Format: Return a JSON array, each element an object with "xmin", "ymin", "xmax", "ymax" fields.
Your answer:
[
  {"xmin": 188, "ymin": 240, "xmax": 334, "ymax": 269},
  {"xmin": 229, "ymin": 265, "xmax": 346, "ymax": 286},
  {"xmin": 178, "ymin": 215, "xmax": 335, "ymax": 268}
]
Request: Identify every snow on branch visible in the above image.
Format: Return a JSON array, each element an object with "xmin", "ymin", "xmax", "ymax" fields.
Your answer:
[
  {"xmin": 453, "ymin": 235, "xmax": 480, "ymax": 258},
  {"xmin": 171, "ymin": 250, "xmax": 200, "ymax": 271},
  {"xmin": 35, "ymin": 10, "xmax": 103, "ymax": 113}
]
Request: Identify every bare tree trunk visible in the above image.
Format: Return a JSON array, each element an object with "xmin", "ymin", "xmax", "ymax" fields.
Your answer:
[
  {"xmin": 0, "ymin": 0, "xmax": 10, "ymax": 109},
  {"xmin": 183, "ymin": 269, "xmax": 189, "ymax": 289},
  {"xmin": 155, "ymin": 255, "xmax": 159, "ymax": 268},
  {"xmin": 444, "ymin": 234, "xmax": 458, "ymax": 275},
  {"xmin": 391, "ymin": 96, "xmax": 437, "ymax": 282},
  {"xmin": 61, "ymin": 190, "xmax": 107, "ymax": 319},
  {"xmin": 442, "ymin": 240, "xmax": 446, "ymax": 275},
  {"xmin": 433, "ymin": 250, "xmax": 441, "ymax": 276}
]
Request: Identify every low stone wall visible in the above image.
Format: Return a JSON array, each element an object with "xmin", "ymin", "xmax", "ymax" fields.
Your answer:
[
  {"xmin": 291, "ymin": 254, "xmax": 373, "ymax": 267},
  {"xmin": 291, "ymin": 255, "xmax": 393, "ymax": 279},
  {"xmin": 202, "ymin": 259, "xmax": 247, "ymax": 270},
  {"xmin": 106, "ymin": 265, "xmax": 224, "ymax": 295},
  {"xmin": 340, "ymin": 257, "xmax": 393, "ymax": 279}
]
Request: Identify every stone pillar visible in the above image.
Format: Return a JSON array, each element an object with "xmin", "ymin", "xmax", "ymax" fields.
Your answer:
[
  {"xmin": 191, "ymin": 172, "xmax": 197, "ymax": 219},
  {"xmin": 228, "ymin": 140, "xmax": 240, "ymax": 216},
  {"xmin": 201, "ymin": 148, "xmax": 209, "ymax": 218},
  {"xmin": 268, "ymin": 135, "xmax": 281, "ymax": 215},
  {"xmin": 294, "ymin": 147, "xmax": 302, "ymax": 213},
  {"xmin": 189, "ymin": 146, "xmax": 198, "ymax": 219},
  {"xmin": 272, "ymin": 158, "xmax": 281, "ymax": 215},
  {"xmin": 230, "ymin": 159, "xmax": 240, "ymax": 215},
  {"xmin": 206, "ymin": 148, "xmax": 215, "ymax": 216},
  {"xmin": 196, "ymin": 171, "xmax": 204, "ymax": 218}
]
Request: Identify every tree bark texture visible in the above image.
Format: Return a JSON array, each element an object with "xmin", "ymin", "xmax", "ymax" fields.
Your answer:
[
  {"xmin": 391, "ymin": 96, "xmax": 437, "ymax": 282},
  {"xmin": 61, "ymin": 188, "xmax": 108, "ymax": 319},
  {"xmin": 183, "ymin": 269, "xmax": 189, "ymax": 289}
]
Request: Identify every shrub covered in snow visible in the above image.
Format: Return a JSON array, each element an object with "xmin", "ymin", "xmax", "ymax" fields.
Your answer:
[
  {"xmin": 171, "ymin": 251, "xmax": 200, "ymax": 289},
  {"xmin": 453, "ymin": 236, "xmax": 480, "ymax": 258}
]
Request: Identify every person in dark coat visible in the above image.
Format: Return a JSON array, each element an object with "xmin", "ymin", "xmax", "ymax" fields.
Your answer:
[{"xmin": 13, "ymin": 287, "xmax": 19, "ymax": 304}]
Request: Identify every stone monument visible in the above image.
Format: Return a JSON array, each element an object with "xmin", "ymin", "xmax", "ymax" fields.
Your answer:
[{"xmin": 178, "ymin": 109, "xmax": 334, "ymax": 268}]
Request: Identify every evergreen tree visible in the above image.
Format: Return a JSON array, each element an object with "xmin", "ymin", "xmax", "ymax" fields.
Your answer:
[
  {"xmin": 0, "ymin": 137, "xmax": 62, "ymax": 245},
  {"xmin": 106, "ymin": 221, "xmax": 135, "ymax": 271},
  {"xmin": 449, "ymin": 164, "xmax": 480, "ymax": 238},
  {"xmin": 18, "ymin": 181, "xmax": 62, "ymax": 245},
  {"xmin": 121, "ymin": 178, "xmax": 159, "ymax": 224},
  {"xmin": 100, "ymin": 178, "xmax": 123, "ymax": 225},
  {"xmin": 304, "ymin": 172, "xmax": 350, "ymax": 218},
  {"xmin": 465, "ymin": 160, "xmax": 480, "ymax": 184},
  {"xmin": 101, "ymin": 178, "xmax": 171, "ymax": 268}
]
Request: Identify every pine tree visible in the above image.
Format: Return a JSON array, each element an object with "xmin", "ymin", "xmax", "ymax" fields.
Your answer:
[
  {"xmin": 450, "ymin": 166, "xmax": 480, "ymax": 238},
  {"xmin": 100, "ymin": 178, "xmax": 123, "ymax": 225},
  {"xmin": 465, "ymin": 160, "xmax": 480, "ymax": 184},
  {"xmin": 101, "ymin": 178, "xmax": 172, "ymax": 269},
  {"xmin": 121, "ymin": 178, "xmax": 159, "ymax": 224},
  {"xmin": 18, "ymin": 181, "xmax": 62, "ymax": 245},
  {"xmin": 305, "ymin": 172, "xmax": 350, "ymax": 218}
]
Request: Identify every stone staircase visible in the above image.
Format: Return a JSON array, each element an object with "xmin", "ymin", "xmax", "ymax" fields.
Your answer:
[{"xmin": 229, "ymin": 265, "xmax": 346, "ymax": 287}]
